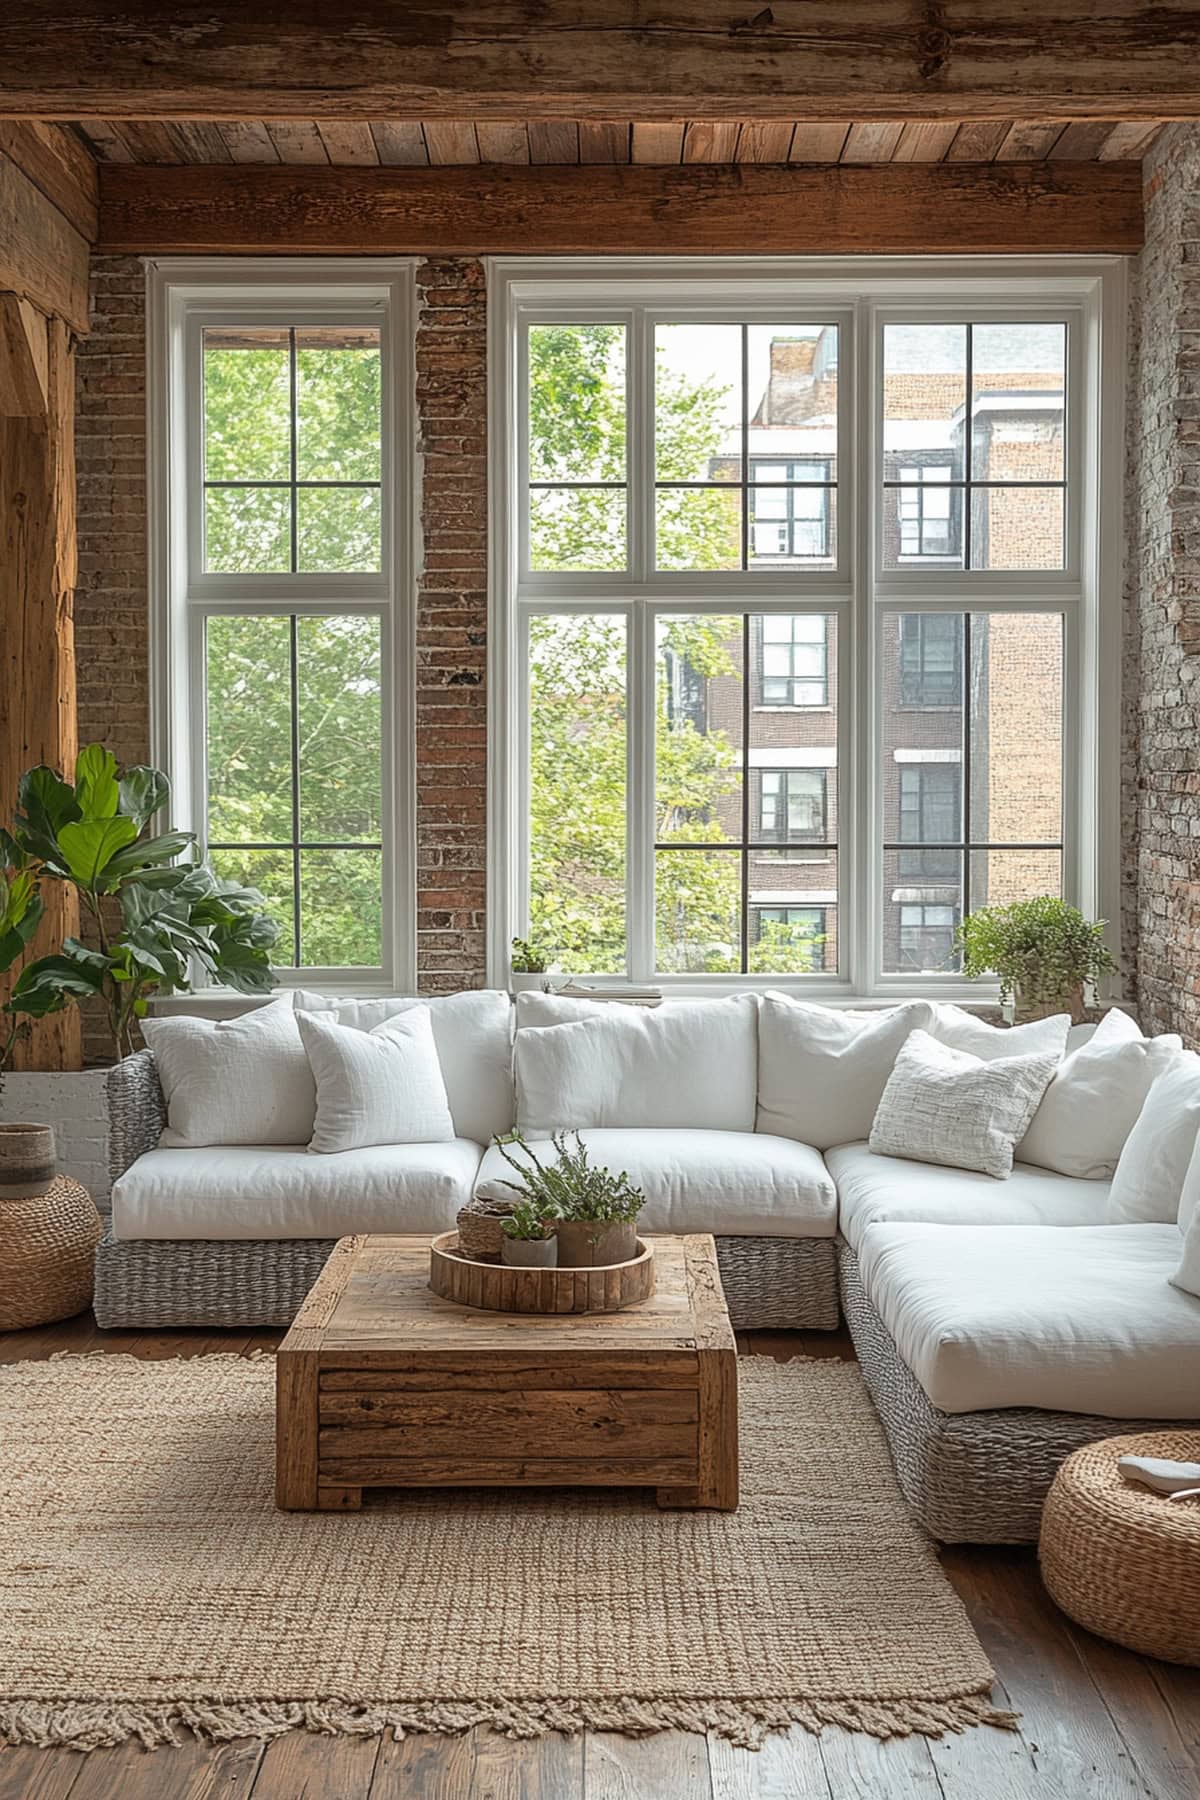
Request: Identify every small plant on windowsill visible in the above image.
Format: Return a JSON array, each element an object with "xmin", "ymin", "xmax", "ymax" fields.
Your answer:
[
  {"xmin": 510, "ymin": 935, "xmax": 552, "ymax": 996},
  {"xmin": 957, "ymin": 897, "xmax": 1117, "ymax": 1025},
  {"xmin": 493, "ymin": 1129, "xmax": 645, "ymax": 1269},
  {"xmin": 499, "ymin": 1199, "xmax": 559, "ymax": 1268}
]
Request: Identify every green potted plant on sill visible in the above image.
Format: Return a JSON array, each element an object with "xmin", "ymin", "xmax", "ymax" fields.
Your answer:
[
  {"xmin": 499, "ymin": 1200, "xmax": 559, "ymax": 1268},
  {"xmin": 509, "ymin": 935, "xmax": 551, "ymax": 998},
  {"xmin": 492, "ymin": 1129, "xmax": 645, "ymax": 1268},
  {"xmin": 957, "ymin": 896, "xmax": 1118, "ymax": 1025}
]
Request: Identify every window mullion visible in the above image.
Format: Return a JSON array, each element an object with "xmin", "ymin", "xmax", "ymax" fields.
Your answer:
[{"xmin": 628, "ymin": 600, "xmax": 655, "ymax": 983}]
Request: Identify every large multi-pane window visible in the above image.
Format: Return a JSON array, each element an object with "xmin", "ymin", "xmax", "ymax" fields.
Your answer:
[
  {"xmin": 498, "ymin": 262, "xmax": 1116, "ymax": 995},
  {"xmin": 153, "ymin": 265, "xmax": 410, "ymax": 985}
]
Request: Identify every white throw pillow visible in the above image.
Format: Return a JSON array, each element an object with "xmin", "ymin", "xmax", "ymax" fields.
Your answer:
[
  {"xmin": 755, "ymin": 997, "xmax": 933, "ymax": 1152},
  {"xmin": 1107, "ymin": 1052, "xmax": 1200, "ymax": 1223},
  {"xmin": 297, "ymin": 1008, "xmax": 456, "ymax": 1153},
  {"xmin": 1170, "ymin": 1153, "xmax": 1200, "ymax": 1300},
  {"xmin": 1017, "ymin": 1008, "xmax": 1184, "ymax": 1178},
  {"xmin": 143, "ymin": 1000, "xmax": 315, "ymax": 1148},
  {"xmin": 292, "ymin": 988, "xmax": 514, "ymax": 1143},
  {"xmin": 927, "ymin": 1003, "xmax": 1070, "ymax": 1062},
  {"xmin": 1181, "ymin": 1132, "xmax": 1200, "ymax": 1240},
  {"xmin": 869, "ymin": 1029, "xmax": 1060, "ymax": 1180},
  {"xmin": 514, "ymin": 995, "xmax": 757, "ymax": 1135}
]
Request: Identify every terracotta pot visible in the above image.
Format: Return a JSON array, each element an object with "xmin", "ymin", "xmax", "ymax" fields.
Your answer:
[
  {"xmin": 555, "ymin": 1219, "xmax": 639, "ymax": 1268},
  {"xmin": 0, "ymin": 1122, "xmax": 56, "ymax": 1200},
  {"xmin": 501, "ymin": 1234, "xmax": 558, "ymax": 1268},
  {"xmin": 1013, "ymin": 983, "xmax": 1087, "ymax": 1026}
]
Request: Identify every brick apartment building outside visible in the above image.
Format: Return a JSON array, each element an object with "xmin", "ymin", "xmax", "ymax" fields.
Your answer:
[{"xmin": 666, "ymin": 322, "xmax": 1065, "ymax": 975}]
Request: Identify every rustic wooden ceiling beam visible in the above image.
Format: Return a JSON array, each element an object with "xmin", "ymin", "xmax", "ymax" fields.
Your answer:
[
  {"xmin": 0, "ymin": 3, "xmax": 1197, "ymax": 122},
  {"xmin": 95, "ymin": 160, "xmax": 1143, "ymax": 257}
]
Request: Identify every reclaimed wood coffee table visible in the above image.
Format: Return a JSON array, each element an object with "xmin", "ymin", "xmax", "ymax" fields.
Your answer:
[{"xmin": 276, "ymin": 1232, "xmax": 738, "ymax": 1513}]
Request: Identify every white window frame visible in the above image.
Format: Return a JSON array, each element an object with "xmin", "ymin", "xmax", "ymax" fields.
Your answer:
[
  {"xmin": 489, "ymin": 255, "xmax": 1126, "ymax": 1001},
  {"xmin": 146, "ymin": 257, "xmax": 417, "ymax": 994}
]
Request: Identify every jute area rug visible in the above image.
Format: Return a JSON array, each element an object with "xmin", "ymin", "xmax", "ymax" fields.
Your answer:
[{"xmin": 0, "ymin": 1352, "xmax": 1014, "ymax": 1753}]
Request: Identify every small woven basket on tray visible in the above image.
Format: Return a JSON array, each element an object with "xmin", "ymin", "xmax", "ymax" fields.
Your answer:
[{"xmin": 455, "ymin": 1197, "xmax": 520, "ymax": 1261}]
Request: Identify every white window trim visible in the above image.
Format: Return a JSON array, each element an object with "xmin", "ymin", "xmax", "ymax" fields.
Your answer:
[
  {"xmin": 146, "ymin": 256, "xmax": 418, "ymax": 995},
  {"xmin": 489, "ymin": 255, "xmax": 1125, "ymax": 1002}
]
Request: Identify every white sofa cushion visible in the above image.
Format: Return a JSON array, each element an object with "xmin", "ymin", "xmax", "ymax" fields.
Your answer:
[
  {"xmin": 475, "ymin": 1128, "xmax": 835, "ymax": 1238},
  {"xmin": 293, "ymin": 988, "xmax": 514, "ymax": 1143},
  {"xmin": 298, "ymin": 1007, "xmax": 456, "ymax": 1153},
  {"xmin": 1172, "ymin": 1140, "xmax": 1200, "ymax": 1300},
  {"xmin": 1107, "ymin": 1052, "xmax": 1200, "ymax": 1224},
  {"xmin": 1017, "ymin": 1008, "xmax": 1184, "ymax": 1178},
  {"xmin": 143, "ymin": 1000, "xmax": 315, "ymax": 1148},
  {"xmin": 514, "ymin": 995, "xmax": 758, "ymax": 1136},
  {"xmin": 111, "ymin": 1140, "xmax": 481, "ymax": 1240},
  {"xmin": 869, "ymin": 1029, "xmax": 1059, "ymax": 1179},
  {"xmin": 756, "ymin": 997, "xmax": 933, "ymax": 1152},
  {"xmin": 827, "ymin": 1143, "xmax": 1111, "ymax": 1253},
  {"xmin": 927, "ymin": 1003, "xmax": 1070, "ymax": 1062},
  {"xmin": 857, "ymin": 1220, "xmax": 1200, "ymax": 1418}
]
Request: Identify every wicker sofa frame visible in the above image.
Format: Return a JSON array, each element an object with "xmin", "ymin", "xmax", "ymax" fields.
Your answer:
[
  {"xmin": 837, "ymin": 1241, "xmax": 1200, "ymax": 1544},
  {"xmin": 94, "ymin": 1051, "xmax": 840, "ymax": 1333}
]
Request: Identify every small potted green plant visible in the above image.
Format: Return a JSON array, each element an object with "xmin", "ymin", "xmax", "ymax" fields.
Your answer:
[
  {"xmin": 957, "ymin": 896, "xmax": 1117, "ymax": 1024},
  {"xmin": 499, "ymin": 1199, "xmax": 559, "ymax": 1268},
  {"xmin": 509, "ymin": 935, "xmax": 550, "ymax": 997},
  {"xmin": 493, "ymin": 1129, "xmax": 644, "ymax": 1268}
]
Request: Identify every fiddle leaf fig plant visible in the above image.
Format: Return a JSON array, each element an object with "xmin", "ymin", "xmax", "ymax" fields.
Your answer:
[
  {"xmin": 1, "ymin": 744, "xmax": 281, "ymax": 1064},
  {"xmin": 957, "ymin": 896, "xmax": 1117, "ymax": 1017}
]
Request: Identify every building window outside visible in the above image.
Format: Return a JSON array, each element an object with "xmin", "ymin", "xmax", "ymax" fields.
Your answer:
[
  {"xmin": 503, "ymin": 268, "xmax": 1106, "ymax": 994},
  {"xmin": 752, "ymin": 904, "xmax": 828, "ymax": 973}
]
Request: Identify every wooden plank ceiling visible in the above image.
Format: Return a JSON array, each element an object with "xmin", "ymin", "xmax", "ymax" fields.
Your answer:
[{"xmin": 70, "ymin": 118, "xmax": 1166, "ymax": 167}]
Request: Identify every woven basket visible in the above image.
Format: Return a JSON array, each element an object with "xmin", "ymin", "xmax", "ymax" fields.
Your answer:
[
  {"xmin": 1040, "ymin": 1430, "xmax": 1200, "ymax": 1664},
  {"xmin": 0, "ymin": 1176, "xmax": 103, "ymax": 1330},
  {"xmin": 455, "ymin": 1198, "xmax": 519, "ymax": 1262}
]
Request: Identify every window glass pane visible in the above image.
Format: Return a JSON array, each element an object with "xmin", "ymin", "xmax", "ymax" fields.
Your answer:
[
  {"xmin": 971, "ymin": 322, "xmax": 1065, "ymax": 484},
  {"xmin": 748, "ymin": 324, "xmax": 839, "ymax": 484},
  {"xmin": 528, "ymin": 614, "xmax": 627, "ymax": 975},
  {"xmin": 655, "ymin": 486, "xmax": 741, "ymax": 572},
  {"xmin": 530, "ymin": 486, "xmax": 626, "ymax": 572},
  {"xmin": 883, "ymin": 483, "xmax": 963, "ymax": 570},
  {"xmin": 882, "ymin": 853, "xmax": 964, "ymax": 974},
  {"xmin": 968, "ymin": 612, "xmax": 1063, "ymax": 843},
  {"xmin": 969, "ymin": 485, "xmax": 1064, "ymax": 571},
  {"xmin": 968, "ymin": 847, "xmax": 1062, "ymax": 913},
  {"xmin": 299, "ymin": 848, "xmax": 383, "ymax": 967},
  {"xmin": 208, "ymin": 847, "xmax": 295, "ymax": 967},
  {"xmin": 204, "ymin": 485, "xmax": 291, "ymax": 574},
  {"xmin": 883, "ymin": 324, "xmax": 966, "ymax": 483},
  {"xmin": 205, "ymin": 614, "xmax": 293, "ymax": 843},
  {"xmin": 749, "ymin": 876, "xmax": 838, "ymax": 974},
  {"xmin": 529, "ymin": 324, "xmax": 626, "ymax": 483},
  {"xmin": 656, "ymin": 847, "xmax": 741, "ymax": 973},
  {"xmin": 748, "ymin": 487, "xmax": 836, "ymax": 569},
  {"xmin": 655, "ymin": 323, "xmax": 742, "ymax": 482},
  {"xmin": 296, "ymin": 615, "xmax": 382, "ymax": 842},
  {"xmin": 295, "ymin": 326, "xmax": 381, "ymax": 482},
  {"xmin": 656, "ymin": 615, "xmax": 743, "ymax": 845},
  {"xmin": 203, "ymin": 327, "xmax": 290, "ymax": 482},
  {"xmin": 297, "ymin": 487, "xmax": 381, "ymax": 573}
]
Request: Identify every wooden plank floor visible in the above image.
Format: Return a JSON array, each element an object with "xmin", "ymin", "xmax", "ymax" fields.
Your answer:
[{"xmin": 2, "ymin": 1317, "xmax": 1198, "ymax": 1800}]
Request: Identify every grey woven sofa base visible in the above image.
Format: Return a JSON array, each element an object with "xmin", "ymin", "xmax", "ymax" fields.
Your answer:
[
  {"xmin": 838, "ymin": 1240, "xmax": 1200, "ymax": 1545},
  {"xmin": 94, "ymin": 1227, "xmax": 839, "ymax": 1332}
]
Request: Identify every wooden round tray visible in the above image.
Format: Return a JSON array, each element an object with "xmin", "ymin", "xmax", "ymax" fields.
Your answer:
[{"xmin": 428, "ymin": 1231, "xmax": 656, "ymax": 1315}]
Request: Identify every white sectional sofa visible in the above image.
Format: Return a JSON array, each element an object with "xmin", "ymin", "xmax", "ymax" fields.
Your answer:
[{"xmin": 95, "ymin": 985, "xmax": 1200, "ymax": 1543}]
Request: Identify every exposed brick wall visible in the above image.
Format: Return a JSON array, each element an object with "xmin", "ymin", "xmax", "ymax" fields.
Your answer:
[
  {"xmin": 72, "ymin": 254, "xmax": 491, "ymax": 1019},
  {"xmin": 1124, "ymin": 126, "xmax": 1200, "ymax": 1045},
  {"xmin": 414, "ymin": 258, "xmax": 489, "ymax": 991}
]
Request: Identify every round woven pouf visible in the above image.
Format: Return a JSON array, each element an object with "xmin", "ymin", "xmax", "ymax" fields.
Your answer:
[
  {"xmin": 0, "ymin": 1176, "xmax": 103, "ymax": 1330},
  {"xmin": 1040, "ymin": 1432, "xmax": 1200, "ymax": 1665}
]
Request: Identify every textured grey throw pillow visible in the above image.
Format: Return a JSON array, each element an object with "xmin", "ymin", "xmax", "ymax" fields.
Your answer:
[{"xmin": 869, "ymin": 1029, "xmax": 1060, "ymax": 1180}]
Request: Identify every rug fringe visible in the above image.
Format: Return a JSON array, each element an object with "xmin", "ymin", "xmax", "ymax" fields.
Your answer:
[{"xmin": 0, "ymin": 1691, "xmax": 1018, "ymax": 1753}]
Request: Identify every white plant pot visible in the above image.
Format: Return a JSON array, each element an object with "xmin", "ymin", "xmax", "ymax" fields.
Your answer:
[{"xmin": 509, "ymin": 971, "xmax": 548, "ymax": 996}]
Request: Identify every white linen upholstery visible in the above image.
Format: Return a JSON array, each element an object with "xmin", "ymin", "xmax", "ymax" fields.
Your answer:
[
  {"xmin": 111, "ymin": 1140, "xmax": 482, "ymax": 1240},
  {"xmin": 1017, "ymin": 1007, "xmax": 1184, "ymax": 1178},
  {"xmin": 1173, "ymin": 1142, "xmax": 1200, "ymax": 1300},
  {"xmin": 298, "ymin": 1007, "xmax": 456, "ymax": 1153},
  {"xmin": 857, "ymin": 1221, "xmax": 1200, "ymax": 1417},
  {"xmin": 292, "ymin": 988, "xmax": 514, "ymax": 1143},
  {"xmin": 514, "ymin": 996, "xmax": 758, "ymax": 1136},
  {"xmin": 143, "ymin": 1001, "xmax": 315, "ymax": 1148},
  {"xmin": 927, "ymin": 1003, "xmax": 1070, "ymax": 1062},
  {"xmin": 756, "ymin": 997, "xmax": 932, "ymax": 1151},
  {"xmin": 869, "ymin": 1029, "xmax": 1059, "ymax": 1179},
  {"xmin": 474, "ymin": 1128, "xmax": 836, "ymax": 1238},
  {"xmin": 1107, "ymin": 1051, "xmax": 1200, "ymax": 1223},
  {"xmin": 827, "ymin": 1143, "xmax": 1111, "ymax": 1252}
]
